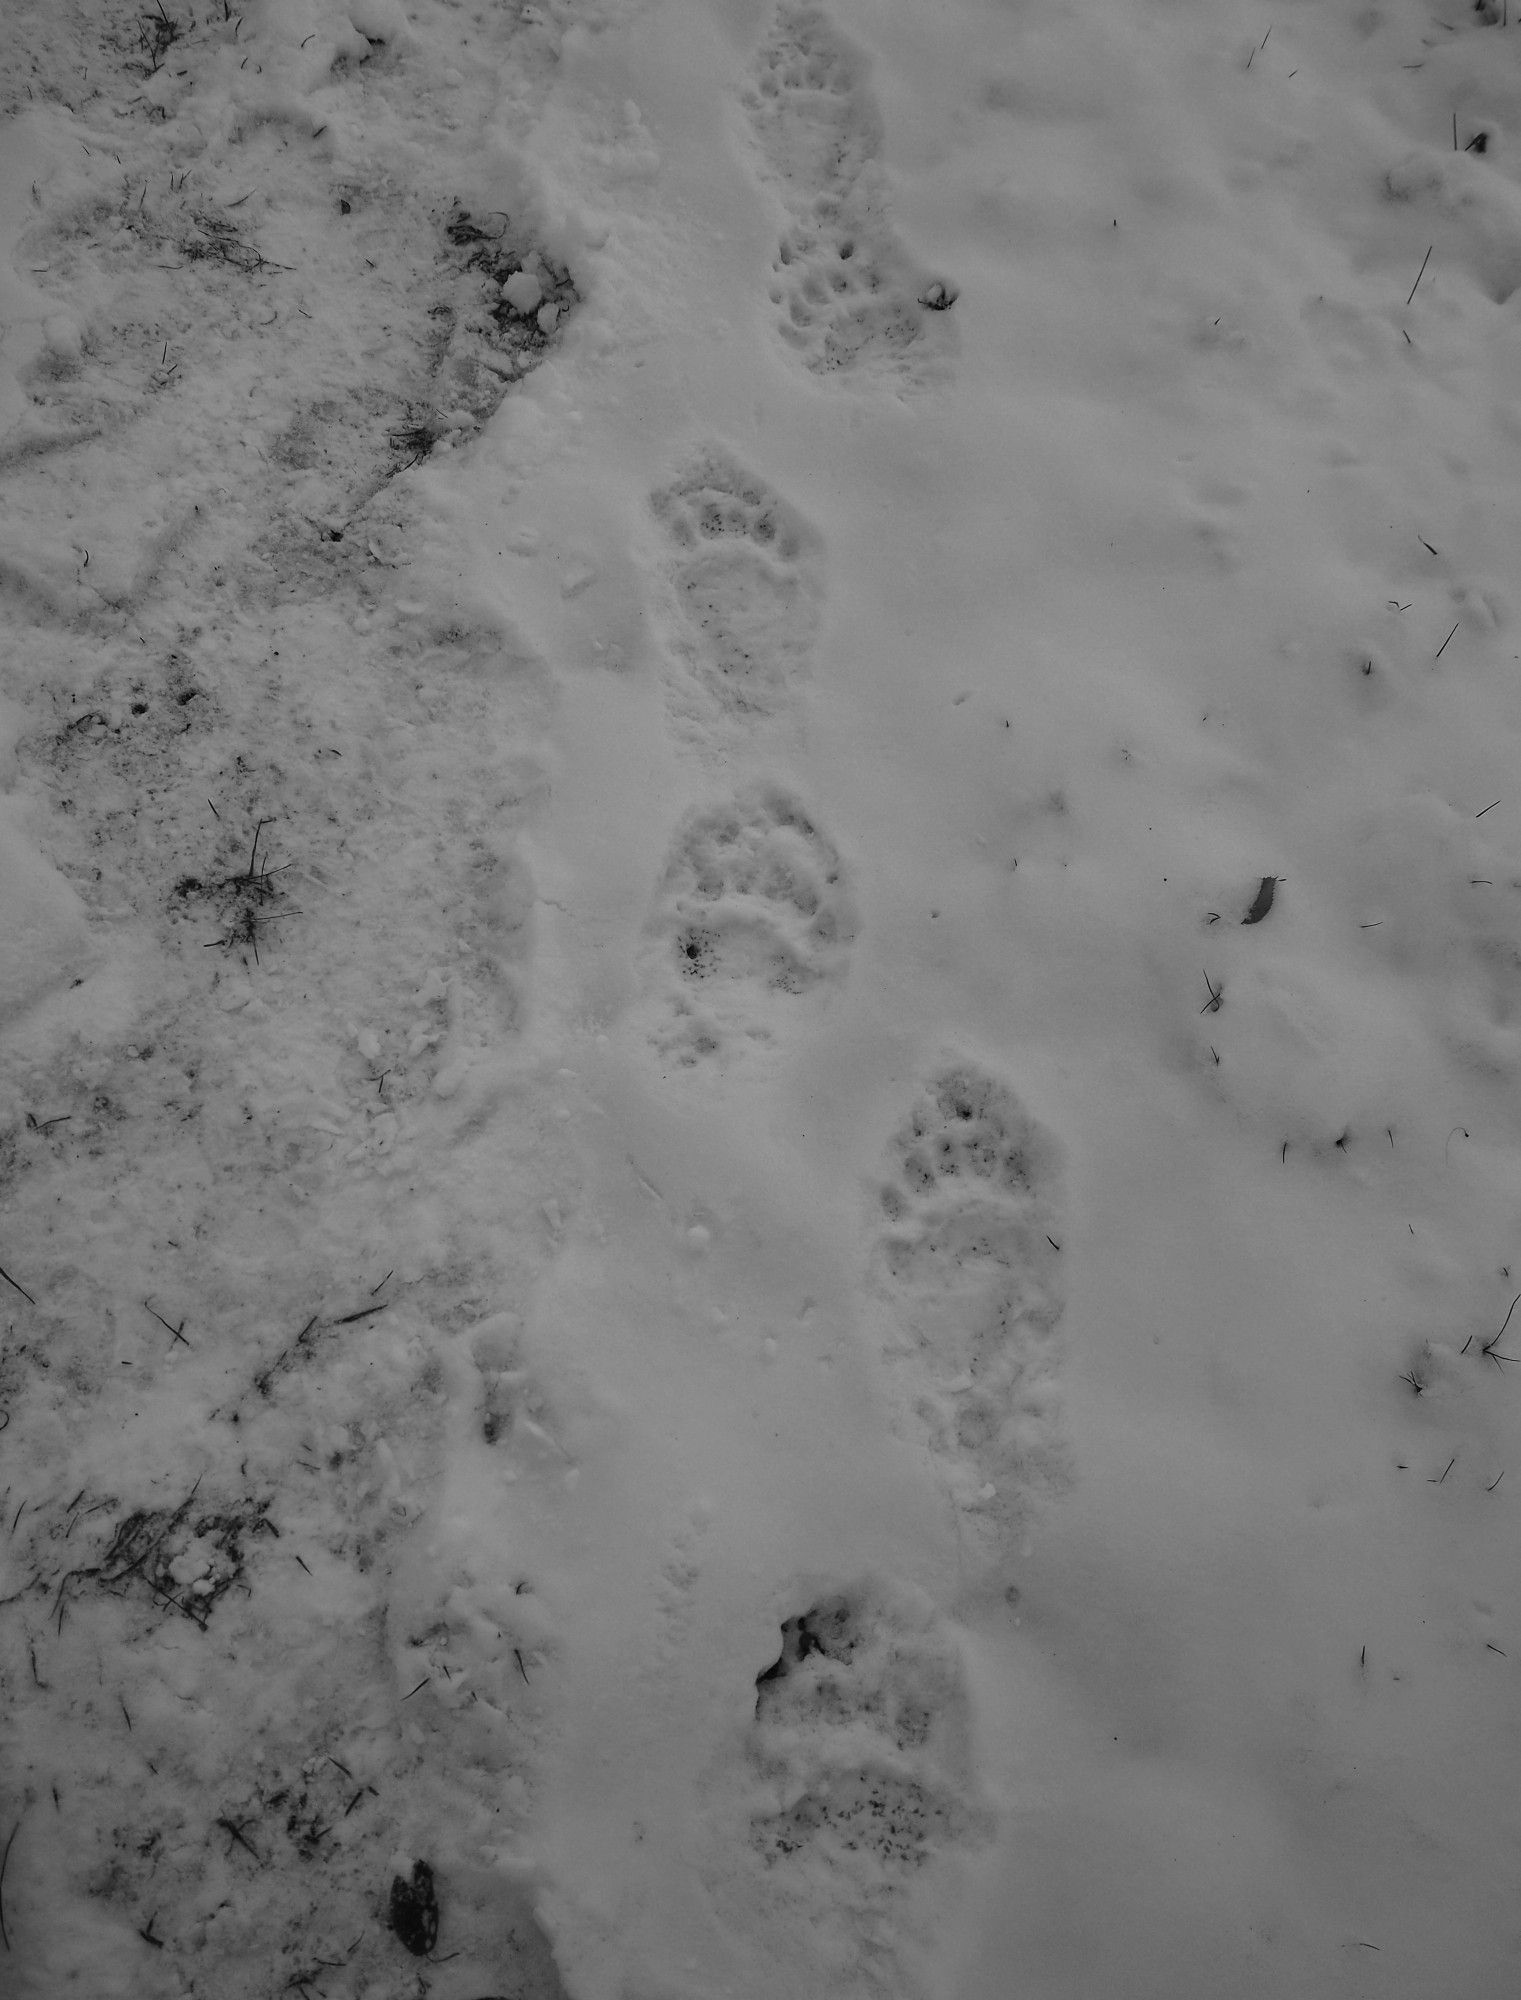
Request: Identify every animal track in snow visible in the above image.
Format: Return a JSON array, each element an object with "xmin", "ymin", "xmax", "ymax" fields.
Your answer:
[
  {"xmin": 654, "ymin": 1499, "xmax": 714, "ymax": 1667},
  {"xmin": 701, "ymin": 1575, "xmax": 990, "ymax": 1996},
  {"xmin": 743, "ymin": 6, "xmax": 942, "ymax": 381},
  {"xmin": 469, "ymin": 1315, "xmax": 571, "ymax": 1473},
  {"xmin": 870, "ymin": 1063, "xmax": 1067, "ymax": 1553},
  {"xmin": 650, "ymin": 447, "xmax": 822, "ymax": 729},
  {"xmin": 641, "ymin": 783, "xmax": 856, "ymax": 1066}
]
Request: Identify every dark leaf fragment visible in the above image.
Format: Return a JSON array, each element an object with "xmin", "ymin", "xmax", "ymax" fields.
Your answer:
[
  {"xmin": 1242, "ymin": 876, "xmax": 1278, "ymax": 925},
  {"xmin": 389, "ymin": 1859, "xmax": 439, "ymax": 1957}
]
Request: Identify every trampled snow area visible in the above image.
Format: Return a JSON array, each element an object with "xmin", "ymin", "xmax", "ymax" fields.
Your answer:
[{"xmin": 3, "ymin": 0, "xmax": 1521, "ymax": 1993}]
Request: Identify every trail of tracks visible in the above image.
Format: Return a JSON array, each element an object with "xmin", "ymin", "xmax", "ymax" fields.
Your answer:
[{"xmin": 2, "ymin": 5, "xmax": 1034, "ymax": 1997}]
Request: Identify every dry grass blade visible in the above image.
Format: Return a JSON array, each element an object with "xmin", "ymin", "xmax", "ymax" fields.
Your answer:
[{"xmin": 0, "ymin": 1816, "xmax": 18, "ymax": 1951}]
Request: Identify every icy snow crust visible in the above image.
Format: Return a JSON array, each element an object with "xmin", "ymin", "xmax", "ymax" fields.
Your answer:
[{"xmin": 2, "ymin": 0, "xmax": 1521, "ymax": 1995}]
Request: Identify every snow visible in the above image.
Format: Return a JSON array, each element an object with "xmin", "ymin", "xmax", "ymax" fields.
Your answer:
[{"xmin": 2, "ymin": 0, "xmax": 1521, "ymax": 1995}]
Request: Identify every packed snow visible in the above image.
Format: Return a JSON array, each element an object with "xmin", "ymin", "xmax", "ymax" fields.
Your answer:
[{"xmin": 3, "ymin": 0, "xmax": 1521, "ymax": 1995}]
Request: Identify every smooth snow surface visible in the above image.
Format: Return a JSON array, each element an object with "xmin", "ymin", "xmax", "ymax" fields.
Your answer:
[{"xmin": 3, "ymin": 0, "xmax": 1521, "ymax": 1995}]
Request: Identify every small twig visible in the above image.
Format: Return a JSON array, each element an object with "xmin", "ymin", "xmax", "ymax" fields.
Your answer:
[
  {"xmin": 1487, "ymin": 1471, "xmax": 1504, "ymax": 1491},
  {"xmin": 1434, "ymin": 622, "xmax": 1460, "ymax": 660},
  {"xmin": 1200, "ymin": 969, "xmax": 1223, "ymax": 1014},
  {"xmin": 0, "ymin": 1267, "xmax": 36, "ymax": 1307},
  {"xmin": 1475, "ymin": 799, "xmax": 1501, "ymax": 818},
  {"xmin": 1406, "ymin": 243, "xmax": 1434, "ymax": 306},
  {"xmin": 1429, "ymin": 1456, "xmax": 1456, "ymax": 1484},
  {"xmin": 217, "ymin": 1817, "xmax": 261, "ymax": 1862},
  {"xmin": 144, "ymin": 1301, "xmax": 190, "ymax": 1348},
  {"xmin": 371, "ymin": 1271, "xmax": 394, "ymax": 1294},
  {"xmin": 331, "ymin": 1302, "xmax": 389, "ymax": 1327}
]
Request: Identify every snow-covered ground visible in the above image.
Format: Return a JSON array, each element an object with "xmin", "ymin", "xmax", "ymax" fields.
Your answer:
[{"xmin": 3, "ymin": 0, "xmax": 1521, "ymax": 1993}]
